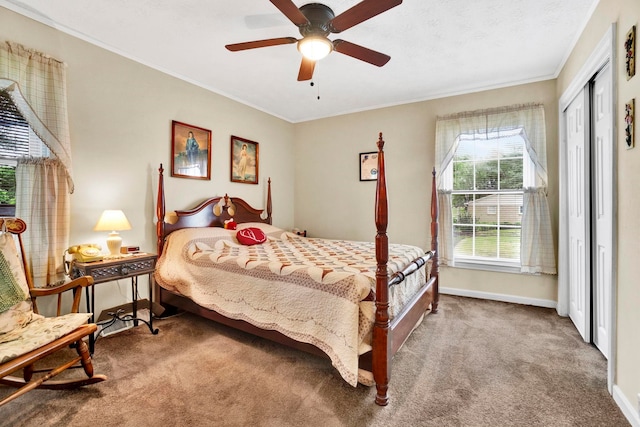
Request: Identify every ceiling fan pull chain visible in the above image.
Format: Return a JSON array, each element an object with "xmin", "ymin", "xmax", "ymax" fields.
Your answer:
[{"xmin": 310, "ymin": 66, "xmax": 320, "ymax": 100}]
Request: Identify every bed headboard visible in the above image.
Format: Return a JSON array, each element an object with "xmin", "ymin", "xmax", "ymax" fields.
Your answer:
[{"xmin": 156, "ymin": 164, "xmax": 272, "ymax": 255}]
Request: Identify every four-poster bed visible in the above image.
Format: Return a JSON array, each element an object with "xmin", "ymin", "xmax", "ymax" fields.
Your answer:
[{"xmin": 154, "ymin": 133, "xmax": 439, "ymax": 405}]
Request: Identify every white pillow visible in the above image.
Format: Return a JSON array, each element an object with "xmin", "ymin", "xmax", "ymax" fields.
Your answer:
[
  {"xmin": 169, "ymin": 227, "xmax": 236, "ymax": 242},
  {"xmin": 236, "ymin": 222, "xmax": 284, "ymax": 235}
]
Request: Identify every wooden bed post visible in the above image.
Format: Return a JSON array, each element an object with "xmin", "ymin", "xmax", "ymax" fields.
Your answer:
[
  {"xmin": 430, "ymin": 167, "xmax": 440, "ymax": 313},
  {"xmin": 266, "ymin": 177, "xmax": 272, "ymax": 224},
  {"xmin": 157, "ymin": 164, "xmax": 166, "ymax": 257},
  {"xmin": 372, "ymin": 132, "xmax": 391, "ymax": 406}
]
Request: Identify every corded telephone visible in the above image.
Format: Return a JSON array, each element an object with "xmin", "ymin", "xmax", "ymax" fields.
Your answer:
[
  {"xmin": 65, "ymin": 243, "xmax": 103, "ymax": 263},
  {"xmin": 63, "ymin": 244, "xmax": 103, "ymax": 275}
]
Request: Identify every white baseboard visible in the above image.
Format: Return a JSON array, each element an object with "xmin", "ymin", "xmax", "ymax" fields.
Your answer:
[
  {"xmin": 613, "ymin": 385, "xmax": 640, "ymax": 427},
  {"xmin": 440, "ymin": 287, "xmax": 557, "ymax": 309}
]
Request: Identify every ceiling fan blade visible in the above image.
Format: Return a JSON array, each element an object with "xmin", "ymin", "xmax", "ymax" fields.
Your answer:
[
  {"xmin": 333, "ymin": 40, "xmax": 390, "ymax": 67},
  {"xmin": 297, "ymin": 57, "xmax": 316, "ymax": 81},
  {"xmin": 329, "ymin": 0, "xmax": 402, "ymax": 33},
  {"xmin": 269, "ymin": 0, "xmax": 309, "ymax": 27},
  {"xmin": 225, "ymin": 37, "xmax": 297, "ymax": 51}
]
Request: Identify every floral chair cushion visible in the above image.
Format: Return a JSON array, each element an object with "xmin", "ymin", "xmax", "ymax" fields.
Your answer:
[{"xmin": 0, "ymin": 312, "xmax": 92, "ymax": 364}]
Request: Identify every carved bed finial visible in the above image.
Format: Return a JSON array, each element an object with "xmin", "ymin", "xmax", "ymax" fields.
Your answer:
[{"xmin": 377, "ymin": 132, "xmax": 384, "ymax": 151}]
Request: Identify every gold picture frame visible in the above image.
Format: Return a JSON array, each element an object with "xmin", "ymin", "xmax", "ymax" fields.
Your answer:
[
  {"xmin": 171, "ymin": 120, "xmax": 211, "ymax": 180},
  {"xmin": 230, "ymin": 135, "xmax": 259, "ymax": 184}
]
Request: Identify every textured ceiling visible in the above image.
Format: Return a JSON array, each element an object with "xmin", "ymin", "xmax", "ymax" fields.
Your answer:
[{"xmin": 2, "ymin": 0, "xmax": 599, "ymax": 123}]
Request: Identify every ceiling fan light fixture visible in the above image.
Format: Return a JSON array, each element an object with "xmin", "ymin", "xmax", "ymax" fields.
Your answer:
[{"xmin": 297, "ymin": 36, "xmax": 333, "ymax": 61}]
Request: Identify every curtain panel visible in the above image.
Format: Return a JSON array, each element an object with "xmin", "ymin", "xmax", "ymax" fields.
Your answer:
[
  {"xmin": 16, "ymin": 158, "xmax": 71, "ymax": 286},
  {"xmin": 0, "ymin": 41, "xmax": 74, "ymax": 192},
  {"xmin": 434, "ymin": 103, "xmax": 556, "ymax": 274},
  {"xmin": 0, "ymin": 41, "xmax": 73, "ymax": 286}
]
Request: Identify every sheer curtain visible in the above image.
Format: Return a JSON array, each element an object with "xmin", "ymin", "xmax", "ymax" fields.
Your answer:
[
  {"xmin": 434, "ymin": 103, "xmax": 556, "ymax": 274},
  {"xmin": 0, "ymin": 41, "xmax": 74, "ymax": 286}
]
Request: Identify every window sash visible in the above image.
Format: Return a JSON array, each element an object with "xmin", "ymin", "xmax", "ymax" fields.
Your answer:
[{"xmin": 447, "ymin": 134, "xmax": 530, "ymax": 266}]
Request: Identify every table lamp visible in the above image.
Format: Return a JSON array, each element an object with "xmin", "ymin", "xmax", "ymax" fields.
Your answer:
[{"xmin": 94, "ymin": 210, "xmax": 132, "ymax": 257}]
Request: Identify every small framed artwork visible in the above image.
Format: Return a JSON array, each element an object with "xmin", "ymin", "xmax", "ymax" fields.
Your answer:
[
  {"xmin": 230, "ymin": 135, "xmax": 259, "ymax": 184},
  {"xmin": 171, "ymin": 120, "xmax": 211, "ymax": 180},
  {"xmin": 625, "ymin": 99, "xmax": 635, "ymax": 149},
  {"xmin": 625, "ymin": 25, "xmax": 636, "ymax": 80},
  {"xmin": 359, "ymin": 152, "xmax": 378, "ymax": 181}
]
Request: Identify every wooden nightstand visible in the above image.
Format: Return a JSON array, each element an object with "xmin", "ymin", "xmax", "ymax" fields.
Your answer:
[{"xmin": 70, "ymin": 253, "xmax": 159, "ymax": 352}]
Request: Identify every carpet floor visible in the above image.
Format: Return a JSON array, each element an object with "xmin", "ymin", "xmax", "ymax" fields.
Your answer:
[{"xmin": 0, "ymin": 295, "xmax": 629, "ymax": 426}]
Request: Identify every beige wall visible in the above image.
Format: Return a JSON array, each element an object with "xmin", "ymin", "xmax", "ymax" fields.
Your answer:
[
  {"xmin": 557, "ymin": 0, "xmax": 640, "ymax": 419},
  {"xmin": 294, "ymin": 80, "xmax": 559, "ymax": 304},
  {"xmin": 5, "ymin": 1, "xmax": 639, "ymax": 421},
  {"xmin": 0, "ymin": 7, "xmax": 296, "ymax": 314}
]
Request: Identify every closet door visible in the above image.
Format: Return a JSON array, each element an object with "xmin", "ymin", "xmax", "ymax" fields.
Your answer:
[
  {"xmin": 566, "ymin": 87, "xmax": 590, "ymax": 341},
  {"xmin": 591, "ymin": 64, "xmax": 612, "ymax": 358}
]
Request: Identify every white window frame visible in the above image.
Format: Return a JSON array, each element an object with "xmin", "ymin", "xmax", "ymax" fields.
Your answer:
[{"xmin": 444, "ymin": 129, "xmax": 534, "ymax": 272}]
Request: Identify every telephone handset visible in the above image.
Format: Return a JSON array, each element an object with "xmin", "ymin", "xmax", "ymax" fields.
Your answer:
[{"xmin": 67, "ymin": 244, "xmax": 103, "ymax": 262}]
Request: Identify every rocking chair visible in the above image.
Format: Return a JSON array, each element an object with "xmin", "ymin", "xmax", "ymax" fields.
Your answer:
[{"xmin": 0, "ymin": 218, "xmax": 106, "ymax": 406}]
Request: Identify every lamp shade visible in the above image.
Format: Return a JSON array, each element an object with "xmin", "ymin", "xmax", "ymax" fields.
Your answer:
[
  {"xmin": 297, "ymin": 37, "xmax": 333, "ymax": 61},
  {"xmin": 94, "ymin": 210, "xmax": 131, "ymax": 257},
  {"xmin": 94, "ymin": 210, "xmax": 132, "ymax": 232}
]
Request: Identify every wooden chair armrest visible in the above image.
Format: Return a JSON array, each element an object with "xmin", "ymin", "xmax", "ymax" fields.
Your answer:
[
  {"xmin": 29, "ymin": 276, "xmax": 94, "ymax": 298},
  {"xmin": 29, "ymin": 276, "xmax": 94, "ymax": 315}
]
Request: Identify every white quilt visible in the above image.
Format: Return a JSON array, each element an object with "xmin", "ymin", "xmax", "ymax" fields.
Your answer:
[{"xmin": 154, "ymin": 223, "xmax": 427, "ymax": 386}]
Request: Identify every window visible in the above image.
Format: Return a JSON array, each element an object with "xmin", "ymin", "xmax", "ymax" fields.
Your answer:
[
  {"xmin": 449, "ymin": 130, "xmax": 529, "ymax": 266},
  {"xmin": 0, "ymin": 90, "xmax": 48, "ymax": 215},
  {"xmin": 436, "ymin": 103, "xmax": 556, "ymax": 275}
]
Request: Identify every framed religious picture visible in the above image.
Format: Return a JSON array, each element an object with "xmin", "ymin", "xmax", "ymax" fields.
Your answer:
[
  {"xmin": 359, "ymin": 151, "xmax": 378, "ymax": 181},
  {"xmin": 171, "ymin": 120, "xmax": 212, "ymax": 180},
  {"xmin": 230, "ymin": 135, "xmax": 259, "ymax": 184}
]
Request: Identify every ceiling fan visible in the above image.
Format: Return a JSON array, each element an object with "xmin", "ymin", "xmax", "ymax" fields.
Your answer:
[{"xmin": 225, "ymin": 0, "xmax": 402, "ymax": 81}]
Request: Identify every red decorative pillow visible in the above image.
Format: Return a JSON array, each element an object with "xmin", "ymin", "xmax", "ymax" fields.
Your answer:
[{"xmin": 236, "ymin": 227, "xmax": 267, "ymax": 245}]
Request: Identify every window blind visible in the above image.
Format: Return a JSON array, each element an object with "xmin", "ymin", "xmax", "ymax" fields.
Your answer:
[{"xmin": 0, "ymin": 89, "xmax": 30, "ymax": 162}]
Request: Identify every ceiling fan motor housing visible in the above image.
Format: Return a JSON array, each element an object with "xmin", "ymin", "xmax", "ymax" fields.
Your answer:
[{"xmin": 298, "ymin": 3, "xmax": 335, "ymax": 37}]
